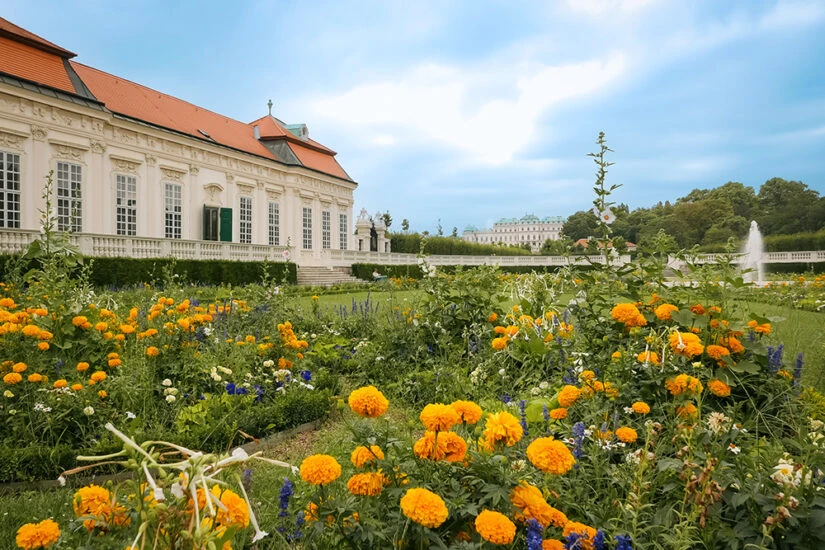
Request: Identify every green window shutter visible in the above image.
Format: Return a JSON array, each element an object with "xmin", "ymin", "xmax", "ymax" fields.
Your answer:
[{"xmin": 219, "ymin": 207, "xmax": 232, "ymax": 242}]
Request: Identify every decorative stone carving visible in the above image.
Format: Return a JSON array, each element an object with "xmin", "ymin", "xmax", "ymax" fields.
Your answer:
[
  {"xmin": 160, "ymin": 167, "xmax": 185, "ymax": 182},
  {"xmin": 0, "ymin": 131, "xmax": 24, "ymax": 151},
  {"xmin": 145, "ymin": 154, "xmax": 157, "ymax": 167},
  {"xmin": 357, "ymin": 208, "xmax": 370, "ymax": 222},
  {"xmin": 90, "ymin": 140, "xmax": 106, "ymax": 154},
  {"xmin": 189, "ymin": 164, "xmax": 199, "ymax": 176},
  {"xmin": 54, "ymin": 144, "xmax": 84, "ymax": 161},
  {"xmin": 31, "ymin": 125, "xmax": 48, "ymax": 141},
  {"xmin": 113, "ymin": 128, "xmax": 137, "ymax": 145},
  {"xmin": 225, "ymin": 173, "xmax": 234, "ymax": 184},
  {"xmin": 203, "ymin": 183, "xmax": 223, "ymax": 201},
  {"xmin": 113, "ymin": 159, "xmax": 139, "ymax": 174}
]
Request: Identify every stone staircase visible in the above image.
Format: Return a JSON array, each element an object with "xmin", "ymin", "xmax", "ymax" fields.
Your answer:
[{"xmin": 296, "ymin": 266, "xmax": 367, "ymax": 287}]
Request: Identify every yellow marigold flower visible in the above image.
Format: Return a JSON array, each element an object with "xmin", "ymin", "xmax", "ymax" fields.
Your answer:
[
  {"xmin": 399, "ymin": 487, "xmax": 448, "ymax": 528},
  {"xmin": 71, "ymin": 383, "xmax": 83, "ymax": 391},
  {"xmin": 4, "ymin": 372, "xmax": 22, "ymax": 385},
  {"xmin": 706, "ymin": 345, "xmax": 731, "ymax": 362},
  {"xmin": 347, "ymin": 472, "xmax": 388, "ymax": 496},
  {"xmin": 177, "ymin": 318, "xmax": 190, "ymax": 331},
  {"xmin": 98, "ymin": 390, "xmax": 107, "ymax": 399},
  {"xmin": 631, "ymin": 401, "xmax": 651, "ymax": 414},
  {"xmin": 420, "ymin": 403, "xmax": 460, "ymax": 432},
  {"xmin": 611, "ymin": 350, "xmax": 622, "ymax": 361},
  {"xmin": 488, "ymin": 312, "xmax": 498, "ymax": 322},
  {"xmin": 637, "ymin": 351, "xmax": 659, "ymax": 365},
  {"xmin": 53, "ymin": 379, "xmax": 67, "ymax": 389},
  {"xmin": 654, "ymin": 303, "xmax": 679, "ymax": 321},
  {"xmin": 557, "ymin": 385, "xmax": 581, "ymax": 408},
  {"xmin": 76, "ymin": 362, "xmax": 90, "ymax": 372},
  {"xmin": 543, "ymin": 541, "xmax": 565, "ymax": 550},
  {"xmin": 491, "ymin": 337, "xmax": 508, "ymax": 350},
  {"xmin": 562, "ymin": 522, "xmax": 598, "ymax": 549},
  {"xmin": 146, "ymin": 346, "xmax": 159, "ymax": 357},
  {"xmin": 13, "ymin": 362, "xmax": 27, "ymax": 373},
  {"xmin": 72, "ymin": 316, "xmax": 88, "ymax": 327},
  {"xmin": 504, "ymin": 325, "xmax": 519, "ymax": 337},
  {"xmin": 108, "ymin": 358, "xmax": 122, "ymax": 367},
  {"xmin": 15, "ymin": 518, "xmax": 60, "ymax": 549},
  {"xmin": 550, "ymin": 408, "xmax": 567, "ymax": 419},
  {"xmin": 21, "ymin": 324, "xmax": 40, "ymax": 337},
  {"xmin": 669, "ymin": 332, "xmax": 704, "ymax": 358},
  {"xmin": 481, "ymin": 411, "xmax": 523, "ymax": 448},
  {"xmin": 526, "ymin": 437, "xmax": 575, "ymax": 474},
  {"xmin": 350, "ymin": 445, "xmax": 384, "ymax": 468},
  {"xmin": 665, "ymin": 374, "xmax": 703, "ymax": 396},
  {"xmin": 615, "ymin": 426, "xmax": 638, "ymax": 443},
  {"xmin": 37, "ymin": 342, "xmax": 49, "ymax": 351},
  {"xmin": 414, "ymin": 431, "xmax": 467, "ymax": 462},
  {"xmin": 493, "ymin": 325, "xmax": 506, "ymax": 334},
  {"xmin": 211, "ymin": 486, "xmax": 250, "ymax": 528},
  {"xmin": 37, "ymin": 330, "xmax": 53, "ymax": 341},
  {"xmin": 708, "ymin": 306, "xmax": 722, "ymax": 315},
  {"xmin": 90, "ymin": 371, "xmax": 107, "ymax": 383},
  {"xmin": 311, "ymin": 295, "xmax": 319, "ymax": 300},
  {"xmin": 708, "ymin": 379, "xmax": 731, "ymax": 397},
  {"xmin": 474, "ymin": 510, "xmax": 516, "ymax": 545},
  {"xmin": 611, "ymin": 303, "xmax": 647, "ymax": 327},
  {"xmin": 676, "ymin": 403, "xmax": 698, "ymax": 418},
  {"xmin": 73, "ymin": 484, "xmax": 111, "ymax": 529},
  {"xmin": 27, "ymin": 373, "xmax": 43, "ymax": 383},
  {"xmin": 94, "ymin": 322, "xmax": 108, "ymax": 332},
  {"xmin": 690, "ymin": 304, "xmax": 706, "ymax": 315},
  {"xmin": 510, "ymin": 482, "xmax": 568, "ymax": 528},
  {"xmin": 300, "ymin": 454, "xmax": 342, "ymax": 485},
  {"xmin": 450, "ymin": 400, "xmax": 482, "ymax": 424},
  {"xmin": 718, "ymin": 336, "xmax": 745, "ymax": 354},
  {"xmin": 348, "ymin": 386, "xmax": 389, "ymax": 418},
  {"xmin": 0, "ymin": 297, "xmax": 16, "ymax": 308}
]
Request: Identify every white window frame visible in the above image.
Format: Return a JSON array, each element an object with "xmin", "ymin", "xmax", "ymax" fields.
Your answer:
[
  {"xmin": 239, "ymin": 196, "xmax": 252, "ymax": 244},
  {"xmin": 115, "ymin": 173, "xmax": 137, "ymax": 236},
  {"xmin": 322, "ymin": 210, "xmax": 331, "ymax": 249},
  {"xmin": 268, "ymin": 201, "xmax": 279, "ymax": 246},
  {"xmin": 302, "ymin": 207, "xmax": 312, "ymax": 250},
  {"xmin": 339, "ymin": 213, "xmax": 348, "ymax": 250},
  {"xmin": 56, "ymin": 161, "xmax": 82, "ymax": 233},
  {"xmin": 0, "ymin": 151, "xmax": 21, "ymax": 229},
  {"xmin": 164, "ymin": 182, "xmax": 182, "ymax": 239}
]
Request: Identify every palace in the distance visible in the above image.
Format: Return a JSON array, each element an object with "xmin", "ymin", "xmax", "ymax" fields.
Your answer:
[{"xmin": 462, "ymin": 214, "xmax": 566, "ymax": 252}]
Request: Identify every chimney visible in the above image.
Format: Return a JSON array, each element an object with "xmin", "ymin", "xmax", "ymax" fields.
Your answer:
[{"xmin": 253, "ymin": 125, "xmax": 260, "ymax": 139}]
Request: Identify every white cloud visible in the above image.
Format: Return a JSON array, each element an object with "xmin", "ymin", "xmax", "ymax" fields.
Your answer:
[
  {"xmin": 309, "ymin": 54, "xmax": 625, "ymax": 164},
  {"xmin": 565, "ymin": 0, "xmax": 661, "ymax": 16},
  {"xmin": 371, "ymin": 134, "xmax": 396, "ymax": 146}
]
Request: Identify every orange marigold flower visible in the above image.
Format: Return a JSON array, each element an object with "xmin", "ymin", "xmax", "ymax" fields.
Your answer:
[
  {"xmin": 481, "ymin": 411, "xmax": 523, "ymax": 449},
  {"xmin": 71, "ymin": 383, "xmax": 83, "ymax": 391},
  {"xmin": 510, "ymin": 482, "xmax": 568, "ymax": 528},
  {"xmin": 145, "ymin": 346, "xmax": 159, "ymax": 357},
  {"xmin": 72, "ymin": 316, "xmax": 88, "ymax": 327},
  {"xmin": 665, "ymin": 374, "xmax": 703, "ymax": 396},
  {"xmin": 15, "ymin": 518, "xmax": 60, "ymax": 549},
  {"xmin": 615, "ymin": 426, "xmax": 638, "ymax": 443},
  {"xmin": 491, "ymin": 337, "xmax": 508, "ymax": 350},
  {"xmin": 562, "ymin": 522, "xmax": 598, "ymax": 550},
  {"xmin": 98, "ymin": 390, "xmax": 107, "ymax": 398},
  {"xmin": 414, "ymin": 431, "xmax": 467, "ymax": 462},
  {"xmin": 450, "ymin": 400, "xmax": 482, "ymax": 424},
  {"xmin": 557, "ymin": 385, "xmax": 581, "ymax": 408},
  {"xmin": 400, "ymin": 487, "xmax": 448, "ymax": 528},
  {"xmin": 631, "ymin": 401, "xmax": 651, "ymax": 414},
  {"xmin": 53, "ymin": 379, "xmax": 67, "ymax": 389},
  {"xmin": 348, "ymin": 386, "xmax": 389, "ymax": 418},
  {"xmin": 12, "ymin": 362, "xmax": 27, "ymax": 373},
  {"xmin": 300, "ymin": 454, "xmax": 342, "ymax": 485},
  {"xmin": 76, "ymin": 362, "xmax": 90, "ymax": 372},
  {"xmin": 549, "ymin": 407, "xmax": 568, "ymax": 420},
  {"xmin": 611, "ymin": 303, "xmax": 647, "ymax": 327},
  {"xmin": 21, "ymin": 324, "xmax": 40, "ymax": 337},
  {"xmin": 690, "ymin": 304, "xmax": 706, "ymax": 315},
  {"xmin": 108, "ymin": 358, "xmax": 122, "ymax": 368},
  {"xmin": 37, "ymin": 342, "xmax": 50, "ymax": 351},
  {"xmin": 210, "ymin": 485, "xmax": 250, "ymax": 528},
  {"xmin": 708, "ymin": 379, "xmax": 731, "ymax": 397},
  {"xmin": 488, "ymin": 312, "xmax": 498, "ymax": 322},
  {"xmin": 351, "ymin": 445, "xmax": 384, "ymax": 468},
  {"xmin": 669, "ymin": 332, "xmax": 704, "ymax": 358},
  {"xmin": 475, "ymin": 510, "xmax": 516, "ymax": 545},
  {"xmin": 94, "ymin": 322, "xmax": 108, "ymax": 332},
  {"xmin": 420, "ymin": 403, "xmax": 460, "ymax": 432},
  {"xmin": 73, "ymin": 484, "xmax": 112, "ymax": 530},
  {"xmin": 637, "ymin": 351, "xmax": 659, "ymax": 365},
  {"xmin": 347, "ymin": 472, "xmax": 388, "ymax": 496},
  {"xmin": 706, "ymin": 345, "xmax": 730, "ymax": 361},
  {"xmin": 27, "ymin": 373, "xmax": 44, "ymax": 383},
  {"xmin": 611, "ymin": 351, "xmax": 622, "ymax": 361},
  {"xmin": 526, "ymin": 437, "xmax": 575, "ymax": 474},
  {"xmin": 676, "ymin": 403, "xmax": 698, "ymax": 418},
  {"xmin": 3, "ymin": 372, "xmax": 22, "ymax": 385},
  {"xmin": 90, "ymin": 371, "xmax": 107, "ymax": 383},
  {"xmin": 493, "ymin": 326, "xmax": 506, "ymax": 334},
  {"xmin": 654, "ymin": 303, "xmax": 679, "ymax": 321},
  {"xmin": 719, "ymin": 336, "xmax": 745, "ymax": 354},
  {"xmin": 543, "ymin": 541, "xmax": 565, "ymax": 550}
]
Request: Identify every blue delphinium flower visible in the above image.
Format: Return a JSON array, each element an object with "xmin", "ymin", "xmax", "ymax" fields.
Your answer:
[
  {"xmin": 235, "ymin": 386, "xmax": 248, "ymax": 396},
  {"xmin": 526, "ymin": 519, "xmax": 543, "ymax": 550},
  {"xmin": 501, "ymin": 394, "xmax": 512, "ymax": 404},
  {"xmin": 254, "ymin": 384, "xmax": 264, "ymax": 402},
  {"xmin": 614, "ymin": 534, "xmax": 633, "ymax": 550},
  {"xmin": 571, "ymin": 421, "xmax": 586, "ymax": 459},
  {"xmin": 279, "ymin": 477, "xmax": 293, "ymax": 518},
  {"xmin": 794, "ymin": 352, "xmax": 804, "ymax": 386},
  {"xmin": 593, "ymin": 530, "xmax": 606, "ymax": 550},
  {"xmin": 225, "ymin": 382, "xmax": 236, "ymax": 395},
  {"xmin": 767, "ymin": 344, "xmax": 784, "ymax": 373},
  {"xmin": 565, "ymin": 532, "xmax": 584, "ymax": 549},
  {"xmin": 300, "ymin": 370, "xmax": 312, "ymax": 382},
  {"xmin": 519, "ymin": 399, "xmax": 529, "ymax": 437}
]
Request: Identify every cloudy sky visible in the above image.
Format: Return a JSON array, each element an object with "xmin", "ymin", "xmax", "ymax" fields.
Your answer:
[{"xmin": 4, "ymin": 0, "xmax": 824, "ymax": 232}]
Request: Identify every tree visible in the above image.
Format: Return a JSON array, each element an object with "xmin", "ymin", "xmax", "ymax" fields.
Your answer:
[
  {"xmin": 381, "ymin": 211, "xmax": 393, "ymax": 229},
  {"xmin": 451, "ymin": 226, "xmax": 458, "ymax": 238},
  {"xmin": 401, "ymin": 219, "xmax": 410, "ymax": 232},
  {"xmin": 561, "ymin": 210, "xmax": 599, "ymax": 241},
  {"xmin": 540, "ymin": 236, "xmax": 573, "ymax": 255},
  {"xmin": 757, "ymin": 178, "xmax": 822, "ymax": 234},
  {"xmin": 437, "ymin": 219, "xmax": 443, "ymax": 236}
]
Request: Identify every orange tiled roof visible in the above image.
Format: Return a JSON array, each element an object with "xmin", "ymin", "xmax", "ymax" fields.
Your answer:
[
  {"xmin": 0, "ymin": 36, "xmax": 77, "ymax": 94},
  {"xmin": 72, "ymin": 63, "xmax": 352, "ymax": 181},
  {"xmin": 0, "ymin": 17, "xmax": 75, "ymax": 57}
]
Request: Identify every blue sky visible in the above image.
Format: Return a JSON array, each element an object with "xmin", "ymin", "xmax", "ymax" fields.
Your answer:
[{"xmin": 4, "ymin": 0, "xmax": 824, "ymax": 233}]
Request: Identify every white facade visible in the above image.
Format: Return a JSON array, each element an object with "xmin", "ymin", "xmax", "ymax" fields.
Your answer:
[{"xmin": 462, "ymin": 214, "xmax": 565, "ymax": 252}]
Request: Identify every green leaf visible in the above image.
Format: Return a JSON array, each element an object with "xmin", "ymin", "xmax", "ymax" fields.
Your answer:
[{"xmin": 729, "ymin": 361, "xmax": 760, "ymax": 374}]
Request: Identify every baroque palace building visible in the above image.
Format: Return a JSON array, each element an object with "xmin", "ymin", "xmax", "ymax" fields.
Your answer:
[
  {"xmin": 462, "ymin": 214, "xmax": 566, "ymax": 253},
  {"xmin": 0, "ymin": 17, "xmax": 358, "ymax": 264}
]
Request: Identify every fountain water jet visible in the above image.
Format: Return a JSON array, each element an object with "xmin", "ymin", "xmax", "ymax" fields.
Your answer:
[{"xmin": 742, "ymin": 220, "xmax": 765, "ymax": 283}]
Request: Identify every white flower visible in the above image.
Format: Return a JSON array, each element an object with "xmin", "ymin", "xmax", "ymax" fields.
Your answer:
[
  {"xmin": 171, "ymin": 482, "xmax": 185, "ymax": 499},
  {"xmin": 530, "ymin": 387, "xmax": 542, "ymax": 396},
  {"xmin": 57, "ymin": 475, "xmax": 66, "ymax": 487},
  {"xmin": 310, "ymin": 333, "xmax": 317, "ymax": 339},
  {"xmin": 263, "ymin": 359, "xmax": 274, "ymax": 368},
  {"xmin": 166, "ymin": 395, "xmax": 177, "ymax": 403},
  {"xmin": 218, "ymin": 366, "xmax": 232, "ymax": 375},
  {"xmin": 539, "ymin": 381, "xmax": 550, "ymax": 390},
  {"xmin": 3, "ymin": 390, "xmax": 14, "ymax": 398},
  {"xmin": 623, "ymin": 407, "xmax": 634, "ymax": 414},
  {"xmin": 83, "ymin": 406, "xmax": 95, "ymax": 416},
  {"xmin": 728, "ymin": 443, "xmax": 741, "ymax": 455},
  {"xmin": 593, "ymin": 207, "xmax": 615, "ymax": 225},
  {"xmin": 498, "ymin": 368, "xmax": 507, "ymax": 376},
  {"xmin": 126, "ymin": 411, "xmax": 136, "ymax": 420},
  {"xmin": 706, "ymin": 412, "xmax": 731, "ymax": 435},
  {"xmin": 162, "ymin": 378, "xmax": 172, "ymax": 387},
  {"xmin": 34, "ymin": 402, "xmax": 52, "ymax": 413},
  {"xmin": 211, "ymin": 373, "xmax": 222, "ymax": 382}
]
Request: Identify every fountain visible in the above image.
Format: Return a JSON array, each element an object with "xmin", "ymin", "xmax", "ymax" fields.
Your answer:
[{"xmin": 741, "ymin": 220, "xmax": 765, "ymax": 284}]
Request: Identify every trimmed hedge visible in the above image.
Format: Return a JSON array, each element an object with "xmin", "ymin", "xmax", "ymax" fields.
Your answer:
[
  {"xmin": 351, "ymin": 263, "xmax": 591, "ymax": 281},
  {"xmin": 765, "ymin": 229, "xmax": 825, "ymax": 252},
  {"xmin": 389, "ymin": 233, "xmax": 531, "ymax": 256},
  {"xmin": 0, "ymin": 255, "xmax": 296, "ymax": 287}
]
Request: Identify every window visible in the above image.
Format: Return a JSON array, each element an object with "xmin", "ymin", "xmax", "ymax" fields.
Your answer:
[
  {"xmin": 164, "ymin": 183, "xmax": 182, "ymax": 239},
  {"xmin": 268, "ymin": 202, "xmax": 279, "ymax": 246},
  {"xmin": 115, "ymin": 174, "xmax": 137, "ymax": 236},
  {"xmin": 56, "ymin": 162, "xmax": 82, "ymax": 232},
  {"xmin": 302, "ymin": 207, "xmax": 312, "ymax": 249},
  {"xmin": 0, "ymin": 151, "xmax": 20, "ymax": 228},
  {"xmin": 239, "ymin": 196, "xmax": 252, "ymax": 244},
  {"xmin": 322, "ymin": 210, "xmax": 331, "ymax": 249},
  {"xmin": 339, "ymin": 213, "xmax": 348, "ymax": 250}
]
